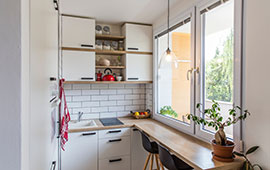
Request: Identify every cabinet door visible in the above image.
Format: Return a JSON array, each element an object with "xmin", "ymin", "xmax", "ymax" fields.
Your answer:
[
  {"xmin": 131, "ymin": 128, "xmax": 148, "ymax": 170},
  {"xmin": 125, "ymin": 54, "xmax": 153, "ymax": 81},
  {"xmin": 62, "ymin": 131, "xmax": 98, "ymax": 170},
  {"xmin": 124, "ymin": 24, "xmax": 152, "ymax": 52},
  {"xmin": 62, "ymin": 51, "xmax": 95, "ymax": 81},
  {"xmin": 62, "ymin": 16, "xmax": 95, "ymax": 49}
]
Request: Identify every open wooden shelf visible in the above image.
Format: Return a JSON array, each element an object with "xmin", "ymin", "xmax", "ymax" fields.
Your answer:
[
  {"xmin": 96, "ymin": 34, "xmax": 125, "ymax": 40},
  {"xmin": 95, "ymin": 66, "xmax": 125, "ymax": 69},
  {"xmin": 62, "ymin": 47, "xmax": 153, "ymax": 55},
  {"xmin": 63, "ymin": 81, "xmax": 153, "ymax": 84}
]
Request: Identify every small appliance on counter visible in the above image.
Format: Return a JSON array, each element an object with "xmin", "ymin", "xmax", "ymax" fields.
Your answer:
[
  {"xmin": 96, "ymin": 71, "xmax": 103, "ymax": 81},
  {"xmin": 99, "ymin": 118, "xmax": 123, "ymax": 126}
]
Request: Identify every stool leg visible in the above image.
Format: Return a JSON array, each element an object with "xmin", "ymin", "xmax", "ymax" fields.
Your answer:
[
  {"xmin": 143, "ymin": 153, "xmax": 151, "ymax": 170},
  {"xmin": 158, "ymin": 156, "xmax": 164, "ymax": 170},
  {"xmin": 149, "ymin": 154, "xmax": 154, "ymax": 170},
  {"xmin": 154, "ymin": 154, "xmax": 160, "ymax": 170}
]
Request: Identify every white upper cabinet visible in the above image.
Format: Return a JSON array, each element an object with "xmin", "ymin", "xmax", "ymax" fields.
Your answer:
[
  {"xmin": 62, "ymin": 50, "xmax": 95, "ymax": 81},
  {"xmin": 122, "ymin": 23, "xmax": 153, "ymax": 52},
  {"xmin": 125, "ymin": 54, "xmax": 153, "ymax": 81},
  {"xmin": 62, "ymin": 16, "xmax": 95, "ymax": 49},
  {"xmin": 62, "ymin": 131, "xmax": 98, "ymax": 170}
]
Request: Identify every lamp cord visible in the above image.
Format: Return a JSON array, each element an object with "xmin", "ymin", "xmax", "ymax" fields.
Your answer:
[{"xmin": 167, "ymin": 0, "xmax": 170, "ymax": 48}]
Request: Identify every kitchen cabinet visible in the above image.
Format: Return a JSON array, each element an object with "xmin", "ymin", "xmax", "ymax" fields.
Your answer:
[
  {"xmin": 122, "ymin": 23, "xmax": 152, "ymax": 52},
  {"xmin": 125, "ymin": 54, "xmax": 153, "ymax": 81},
  {"xmin": 62, "ymin": 50, "xmax": 95, "ymax": 81},
  {"xmin": 62, "ymin": 131, "xmax": 98, "ymax": 170},
  {"xmin": 98, "ymin": 128, "xmax": 131, "ymax": 170},
  {"xmin": 62, "ymin": 16, "xmax": 95, "ymax": 49},
  {"xmin": 131, "ymin": 128, "xmax": 148, "ymax": 170}
]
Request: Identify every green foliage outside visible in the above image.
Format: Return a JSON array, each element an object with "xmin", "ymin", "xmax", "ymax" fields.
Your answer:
[
  {"xmin": 160, "ymin": 106, "xmax": 178, "ymax": 118},
  {"xmin": 205, "ymin": 31, "xmax": 234, "ymax": 102}
]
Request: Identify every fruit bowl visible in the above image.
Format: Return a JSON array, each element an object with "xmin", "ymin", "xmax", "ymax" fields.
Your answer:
[{"xmin": 131, "ymin": 110, "xmax": 151, "ymax": 119}]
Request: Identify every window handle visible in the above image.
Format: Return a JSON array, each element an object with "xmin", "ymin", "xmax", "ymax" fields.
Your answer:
[{"xmin": 187, "ymin": 68, "xmax": 193, "ymax": 80}]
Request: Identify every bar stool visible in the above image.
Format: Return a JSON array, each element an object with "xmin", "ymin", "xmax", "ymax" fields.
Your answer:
[
  {"xmin": 141, "ymin": 131, "xmax": 164, "ymax": 170},
  {"xmin": 158, "ymin": 144, "xmax": 193, "ymax": 170}
]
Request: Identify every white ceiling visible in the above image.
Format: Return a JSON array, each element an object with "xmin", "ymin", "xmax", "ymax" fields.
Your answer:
[{"xmin": 60, "ymin": 0, "xmax": 180, "ymax": 24}]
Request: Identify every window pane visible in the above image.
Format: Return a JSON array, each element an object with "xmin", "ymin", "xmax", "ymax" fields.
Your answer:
[
  {"xmin": 158, "ymin": 22, "xmax": 192, "ymax": 124},
  {"xmin": 201, "ymin": 1, "xmax": 234, "ymax": 138}
]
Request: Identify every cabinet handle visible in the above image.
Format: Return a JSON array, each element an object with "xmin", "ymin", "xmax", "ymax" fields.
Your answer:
[
  {"xmin": 108, "ymin": 139, "xmax": 122, "ymax": 143},
  {"xmin": 108, "ymin": 130, "xmax": 121, "ymax": 133},
  {"xmin": 50, "ymin": 161, "xmax": 56, "ymax": 170},
  {"xmin": 50, "ymin": 77, "xmax": 57, "ymax": 81},
  {"xmin": 53, "ymin": 0, "xmax": 58, "ymax": 11},
  {"xmin": 109, "ymin": 158, "xmax": 122, "ymax": 163},
  {"xmin": 81, "ymin": 77, "xmax": 94, "ymax": 80},
  {"xmin": 81, "ymin": 44, "xmax": 93, "ymax": 48},
  {"xmin": 127, "ymin": 48, "xmax": 139, "ymax": 50},
  {"xmin": 133, "ymin": 129, "xmax": 139, "ymax": 131},
  {"xmin": 128, "ymin": 78, "xmax": 139, "ymax": 80},
  {"xmin": 82, "ymin": 132, "xmax": 96, "ymax": 136}
]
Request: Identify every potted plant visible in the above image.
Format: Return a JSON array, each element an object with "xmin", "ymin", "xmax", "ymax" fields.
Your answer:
[
  {"xmin": 187, "ymin": 100, "xmax": 250, "ymax": 162},
  {"xmin": 160, "ymin": 106, "xmax": 178, "ymax": 118},
  {"xmin": 234, "ymin": 146, "xmax": 263, "ymax": 170}
]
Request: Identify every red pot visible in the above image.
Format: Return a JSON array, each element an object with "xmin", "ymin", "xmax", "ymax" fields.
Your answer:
[{"xmin": 102, "ymin": 68, "xmax": 115, "ymax": 81}]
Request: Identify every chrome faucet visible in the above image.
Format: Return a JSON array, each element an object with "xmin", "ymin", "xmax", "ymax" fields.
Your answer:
[{"xmin": 78, "ymin": 112, "xmax": 83, "ymax": 122}]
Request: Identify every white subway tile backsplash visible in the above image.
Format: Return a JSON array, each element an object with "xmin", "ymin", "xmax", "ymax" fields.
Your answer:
[
  {"xmin": 125, "ymin": 95, "xmax": 140, "ymax": 100},
  {"xmin": 133, "ymin": 88, "xmax": 145, "ymax": 94},
  {"xmin": 125, "ymin": 105, "xmax": 140, "ymax": 111},
  {"xmin": 109, "ymin": 84, "xmax": 125, "ymax": 89},
  {"xmin": 65, "ymin": 90, "xmax": 81, "ymax": 96},
  {"xmin": 109, "ymin": 106, "xmax": 125, "ymax": 112},
  {"xmin": 117, "ymin": 89, "xmax": 132, "ymax": 94},
  {"xmin": 100, "ymin": 89, "xmax": 116, "ymax": 95},
  {"xmin": 92, "ymin": 84, "xmax": 108, "ymax": 89},
  {"xmin": 67, "ymin": 102, "xmax": 81, "ymax": 108},
  {"xmin": 133, "ymin": 100, "xmax": 145, "ymax": 105},
  {"xmin": 100, "ymin": 112, "xmax": 117, "ymax": 118},
  {"xmin": 109, "ymin": 95, "xmax": 125, "ymax": 100},
  {"xmin": 117, "ymin": 100, "xmax": 132, "ymax": 106},
  {"xmin": 73, "ymin": 108, "xmax": 91, "ymax": 114},
  {"xmin": 91, "ymin": 107, "xmax": 108, "ymax": 113},
  {"xmin": 66, "ymin": 82, "xmax": 151, "ymax": 121},
  {"xmin": 91, "ymin": 95, "xmax": 108, "ymax": 101},
  {"xmin": 82, "ymin": 90, "xmax": 99, "ymax": 95},
  {"xmin": 100, "ymin": 101, "xmax": 117, "ymax": 106},
  {"xmin": 64, "ymin": 84, "xmax": 72, "ymax": 90},
  {"xmin": 72, "ymin": 96, "xmax": 90, "ymax": 102},
  {"xmin": 82, "ymin": 101, "xmax": 100, "ymax": 107},
  {"xmin": 73, "ymin": 84, "xmax": 91, "ymax": 90}
]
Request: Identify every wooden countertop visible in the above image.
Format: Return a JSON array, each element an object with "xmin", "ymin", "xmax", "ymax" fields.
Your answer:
[{"xmin": 69, "ymin": 117, "xmax": 243, "ymax": 170}]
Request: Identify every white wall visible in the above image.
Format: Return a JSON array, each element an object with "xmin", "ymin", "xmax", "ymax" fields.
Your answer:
[
  {"xmin": 0, "ymin": 0, "xmax": 22, "ymax": 169},
  {"xmin": 243, "ymin": 0, "xmax": 270, "ymax": 169}
]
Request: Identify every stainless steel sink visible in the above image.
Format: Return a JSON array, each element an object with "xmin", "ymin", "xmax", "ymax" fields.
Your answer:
[{"xmin": 69, "ymin": 120, "xmax": 97, "ymax": 128}]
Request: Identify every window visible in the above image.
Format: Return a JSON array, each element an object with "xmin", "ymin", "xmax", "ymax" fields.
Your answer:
[{"xmin": 154, "ymin": 0, "xmax": 242, "ymax": 142}]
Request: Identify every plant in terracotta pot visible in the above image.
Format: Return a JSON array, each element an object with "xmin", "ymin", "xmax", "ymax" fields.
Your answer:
[{"xmin": 186, "ymin": 100, "xmax": 250, "ymax": 162}]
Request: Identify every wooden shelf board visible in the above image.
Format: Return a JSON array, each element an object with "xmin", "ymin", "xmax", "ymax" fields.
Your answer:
[
  {"xmin": 96, "ymin": 34, "xmax": 125, "ymax": 40},
  {"xmin": 95, "ymin": 66, "xmax": 125, "ymax": 69},
  {"xmin": 64, "ymin": 81, "xmax": 152, "ymax": 84},
  {"xmin": 61, "ymin": 47, "xmax": 153, "ymax": 55}
]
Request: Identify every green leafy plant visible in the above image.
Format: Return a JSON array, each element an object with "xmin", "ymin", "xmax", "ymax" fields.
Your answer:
[
  {"xmin": 160, "ymin": 106, "xmax": 178, "ymax": 118},
  {"xmin": 187, "ymin": 100, "xmax": 250, "ymax": 145},
  {"xmin": 234, "ymin": 146, "xmax": 263, "ymax": 170}
]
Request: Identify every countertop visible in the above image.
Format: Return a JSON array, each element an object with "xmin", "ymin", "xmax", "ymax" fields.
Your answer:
[{"xmin": 69, "ymin": 117, "xmax": 243, "ymax": 170}]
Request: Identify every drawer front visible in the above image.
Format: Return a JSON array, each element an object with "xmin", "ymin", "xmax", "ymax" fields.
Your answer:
[
  {"xmin": 99, "ymin": 156, "xmax": 130, "ymax": 170},
  {"xmin": 99, "ymin": 136, "xmax": 130, "ymax": 159},
  {"xmin": 99, "ymin": 128, "xmax": 130, "ymax": 139}
]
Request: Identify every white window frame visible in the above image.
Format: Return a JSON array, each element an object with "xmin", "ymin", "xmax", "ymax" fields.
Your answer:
[
  {"xmin": 195, "ymin": 0, "xmax": 243, "ymax": 145},
  {"xmin": 153, "ymin": 0, "xmax": 243, "ymax": 146},
  {"xmin": 153, "ymin": 8, "xmax": 196, "ymax": 135}
]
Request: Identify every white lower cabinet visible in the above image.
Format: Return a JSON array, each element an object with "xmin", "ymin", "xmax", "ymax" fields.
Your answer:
[
  {"xmin": 131, "ymin": 128, "xmax": 148, "ymax": 170},
  {"xmin": 62, "ymin": 131, "xmax": 98, "ymax": 170},
  {"xmin": 99, "ymin": 156, "xmax": 130, "ymax": 170}
]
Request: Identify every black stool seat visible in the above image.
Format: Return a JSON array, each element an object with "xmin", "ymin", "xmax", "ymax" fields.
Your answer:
[
  {"xmin": 141, "ymin": 131, "xmax": 159, "ymax": 154},
  {"xmin": 158, "ymin": 144, "xmax": 193, "ymax": 170}
]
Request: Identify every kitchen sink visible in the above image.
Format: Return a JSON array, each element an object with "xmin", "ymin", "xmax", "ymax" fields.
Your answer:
[{"xmin": 69, "ymin": 120, "xmax": 97, "ymax": 128}]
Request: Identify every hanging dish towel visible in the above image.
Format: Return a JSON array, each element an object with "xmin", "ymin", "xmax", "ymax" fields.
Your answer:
[{"xmin": 59, "ymin": 79, "xmax": 70, "ymax": 151}]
